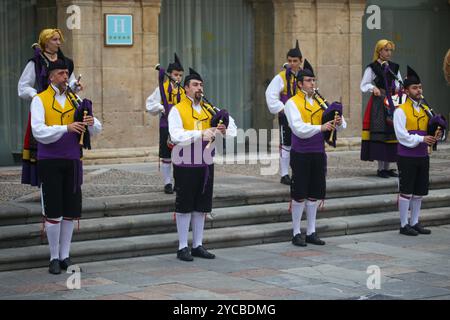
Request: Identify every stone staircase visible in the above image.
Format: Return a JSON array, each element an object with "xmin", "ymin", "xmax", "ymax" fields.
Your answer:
[{"xmin": 1, "ymin": 174, "xmax": 450, "ymax": 271}]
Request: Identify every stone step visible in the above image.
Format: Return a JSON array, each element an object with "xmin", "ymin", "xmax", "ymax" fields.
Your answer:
[
  {"xmin": 2, "ymin": 175, "xmax": 450, "ymax": 226},
  {"xmin": 1, "ymin": 187, "xmax": 450, "ymax": 249},
  {"xmin": 0, "ymin": 207, "xmax": 449, "ymax": 271},
  {"xmin": 0, "ymin": 189, "xmax": 450, "ymax": 249}
]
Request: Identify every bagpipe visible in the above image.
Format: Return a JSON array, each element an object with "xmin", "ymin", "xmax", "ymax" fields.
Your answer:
[
  {"xmin": 312, "ymin": 88, "xmax": 343, "ymax": 148},
  {"xmin": 417, "ymin": 95, "xmax": 447, "ymax": 154},
  {"xmin": 154, "ymin": 64, "xmax": 184, "ymax": 114},
  {"xmin": 65, "ymin": 76, "xmax": 93, "ymax": 150}
]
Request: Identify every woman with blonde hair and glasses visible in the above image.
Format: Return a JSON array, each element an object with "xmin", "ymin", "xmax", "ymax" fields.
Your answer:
[
  {"xmin": 360, "ymin": 39, "xmax": 402, "ymax": 178},
  {"xmin": 18, "ymin": 28, "xmax": 82, "ymax": 186}
]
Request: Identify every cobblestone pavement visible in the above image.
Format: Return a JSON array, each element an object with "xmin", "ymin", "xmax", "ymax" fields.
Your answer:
[
  {"xmin": 2, "ymin": 142, "xmax": 450, "ymax": 202},
  {"xmin": 1, "ymin": 226, "xmax": 450, "ymax": 300}
]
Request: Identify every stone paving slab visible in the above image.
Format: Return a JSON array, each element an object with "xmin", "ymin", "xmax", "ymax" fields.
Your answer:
[{"xmin": 1, "ymin": 225, "xmax": 450, "ymax": 300}]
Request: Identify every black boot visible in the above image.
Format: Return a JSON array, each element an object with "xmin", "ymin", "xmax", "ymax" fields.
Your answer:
[
  {"xmin": 49, "ymin": 259, "xmax": 61, "ymax": 275},
  {"xmin": 399, "ymin": 224, "xmax": 419, "ymax": 236},
  {"xmin": 292, "ymin": 233, "xmax": 307, "ymax": 247},
  {"xmin": 280, "ymin": 175, "xmax": 291, "ymax": 185},
  {"xmin": 305, "ymin": 232, "xmax": 326, "ymax": 245},
  {"xmin": 177, "ymin": 247, "xmax": 193, "ymax": 261},
  {"xmin": 191, "ymin": 245, "xmax": 215, "ymax": 259},
  {"xmin": 164, "ymin": 183, "xmax": 174, "ymax": 194},
  {"xmin": 411, "ymin": 223, "xmax": 431, "ymax": 235}
]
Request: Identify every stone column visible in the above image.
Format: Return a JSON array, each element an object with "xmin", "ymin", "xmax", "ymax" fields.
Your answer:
[
  {"xmin": 55, "ymin": 0, "xmax": 161, "ymax": 149},
  {"xmin": 272, "ymin": 0, "xmax": 365, "ymax": 138},
  {"xmin": 250, "ymin": 0, "xmax": 274, "ymax": 130}
]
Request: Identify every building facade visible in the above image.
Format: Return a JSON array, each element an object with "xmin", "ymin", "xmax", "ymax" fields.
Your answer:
[{"xmin": 1, "ymin": 0, "xmax": 449, "ymax": 165}]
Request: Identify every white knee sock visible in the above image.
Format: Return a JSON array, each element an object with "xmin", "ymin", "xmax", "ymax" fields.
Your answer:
[
  {"xmin": 306, "ymin": 200, "xmax": 318, "ymax": 235},
  {"xmin": 410, "ymin": 196, "xmax": 423, "ymax": 226},
  {"xmin": 383, "ymin": 162, "xmax": 390, "ymax": 171},
  {"xmin": 161, "ymin": 159, "xmax": 172, "ymax": 185},
  {"xmin": 378, "ymin": 161, "xmax": 385, "ymax": 171},
  {"xmin": 291, "ymin": 200, "xmax": 305, "ymax": 236},
  {"xmin": 59, "ymin": 219, "xmax": 75, "ymax": 260},
  {"xmin": 191, "ymin": 211, "xmax": 206, "ymax": 248},
  {"xmin": 176, "ymin": 213, "xmax": 191, "ymax": 250},
  {"xmin": 398, "ymin": 195, "xmax": 411, "ymax": 227},
  {"xmin": 45, "ymin": 218, "xmax": 62, "ymax": 261},
  {"xmin": 280, "ymin": 146, "xmax": 291, "ymax": 177}
]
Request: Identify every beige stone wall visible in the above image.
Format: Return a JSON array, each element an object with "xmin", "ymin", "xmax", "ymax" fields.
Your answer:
[
  {"xmin": 53, "ymin": 0, "xmax": 365, "ymax": 155},
  {"xmin": 272, "ymin": 0, "xmax": 365, "ymax": 137},
  {"xmin": 56, "ymin": 0, "xmax": 160, "ymax": 150}
]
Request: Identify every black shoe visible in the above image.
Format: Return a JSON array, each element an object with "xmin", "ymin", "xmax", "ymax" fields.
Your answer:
[
  {"xmin": 305, "ymin": 232, "xmax": 326, "ymax": 245},
  {"xmin": 280, "ymin": 175, "xmax": 291, "ymax": 185},
  {"xmin": 376, "ymin": 170, "xmax": 389, "ymax": 178},
  {"xmin": 386, "ymin": 169, "xmax": 399, "ymax": 177},
  {"xmin": 399, "ymin": 224, "xmax": 419, "ymax": 236},
  {"xmin": 292, "ymin": 233, "xmax": 307, "ymax": 247},
  {"xmin": 177, "ymin": 247, "xmax": 193, "ymax": 261},
  {"xmin": 49, "ymin": 259, "xmax": 61, "ymax": 275},
  {"xmin": 191, "ymin": 245, "xmax": 215, "ymax": 259},
  {"xmin": 59, "ymin": 258, "xmax": 82, "ymax": 272},
  {"xmin": 411, "ymin": 223, "xmax": 431, "ymax": 235},
  {"xmin": 164, "ymin": 183, "xmax": 174, "ymax": 194}
]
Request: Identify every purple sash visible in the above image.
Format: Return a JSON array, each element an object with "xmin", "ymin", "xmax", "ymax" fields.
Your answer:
[
  {"xmin": 397, "ymin": 130, "xmax": 427, "ymax": 157},
  {"xmin": 291, "ymin": 132, "xmax": 325, "ymax": 154}
]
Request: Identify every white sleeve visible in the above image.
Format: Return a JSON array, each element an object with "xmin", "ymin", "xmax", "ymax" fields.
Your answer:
[
  {"xmin": 18, "ymin": 61, "xmax": 38, "ymax": 100},
  {"xmin": 284, "ymin": 99, "xmax": 322, "ymax": 139},
  {"xmin": 393, "ymin": 108, "xmax": 424, "ymax": 148},
  {"xmin": 68, "ymin": 72, "xmax": 83, "ymax": 93},
  {"xmin": 88, "ymin": 117, "xmax": 102, "ymax": 136},
  {"xmin": 168, "ymin": 107, "xmax": 202, "ymax": 146},
  {"xmin": 360, "ymin": 67, "xmax": 375, "ymax": 93},
  {"xmin": 30, "ymin": 96, "xmax": 68, "ymax": 144},
  {"xmin": 265, "ymin": 74, "xmax": 285, "ymax": 114},
  {"xmin": 145, "ymin": 87, "xmax": 164, "ymax": 115},
  {"xmin": 225, "ymin": 115, "xmax": 237, "ymax": 137},
  {"xmin": 394, "ymin": 70, "xmax": 402, "ymax": 92}
]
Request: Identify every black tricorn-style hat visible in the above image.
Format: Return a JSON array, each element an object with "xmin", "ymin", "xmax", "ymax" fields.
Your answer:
[
  {"xmin": 287, "ymin": 39, "xmax": 302, "ymax": 59},
  {"xmin": 48, "ymin": 59, "xmax": 68, "ymax": 72},
  {"xmin": 297, "ymin": 59, "xmax": 315, "ymax": 79},
  {"xmin": 184, "ymin": 67, "xmax": 203, "ymax": 85},
  {"xmin": 403, "ymin": 65, "xmax": 421, "ymax": 88},
  {"xmin": 167, "ymin": 53, "xmax": 184, "ymax": 73}
]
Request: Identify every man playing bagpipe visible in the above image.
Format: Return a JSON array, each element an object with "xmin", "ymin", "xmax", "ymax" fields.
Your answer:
[
  {"xmin": 18, "ymin": 28, "xmax": 83, "ymax": 187},
  {"xmin": 146, "ymin": 53, "xmax": 186, "ymax": 194},
  {"xmin": 284, "ymin": 60, "xmax": 346, "ymax": 247},
  {"xmin": 265, "ymin": 40, "xmax": 303, "ymax": 185},
  {"xmin": 168, "ymin": 68, "xmax": 237, "ymax": 261},
  {"xmin": 393, "ymin": 66, "xmax": 447, "ymax": 236},
  {"xmin": 30, "ymin": 59, "xmax": 102, "ymax": 274},
  {"xmin": 360, "ymin": 39, "xmax": 403, "ymax": 178}
]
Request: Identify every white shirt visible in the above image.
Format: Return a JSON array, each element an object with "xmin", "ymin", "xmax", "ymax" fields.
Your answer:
[
  {"xmin": 18, "ymin": 60, "xmax": 80, "ymax": 100},
  {"xmin": 31, "ymin": 84, "xmax": 102, "ymax": 144},
  {"xmin": 145, "ymin": 87, "xmax": 165, "ymax": 115},
  {"xmin": 168, "ymin": 96, "xmax": 237, "ymax": 146},
  {"xmin": 393, "ymin": 98, "xmax": 425, "ymax": 148},
  {"xmin": 265, "ymin": 74, "xmax": 286, "ymax": 114},
  {"xmin": 284, "ymin": 92, "xmax": 347, "ymax": 139},
  {"xmin": 360, "ymin": 65, "xmax": 402, "ymax": 93}
]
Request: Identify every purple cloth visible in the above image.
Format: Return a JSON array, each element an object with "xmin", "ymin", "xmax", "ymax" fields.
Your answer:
[
  {"xmin": 291, "ymin": 132, "xmax": 325, "ymax": 154},
  {"xmin": 37, "ymin": 132, "xmax": 80, "ymax": 160},
  {"xmin": 360, "ymin": 140, "xmax": 398, "ymax": 162},
  {"xmin": 397, "ymin": 130, "xmax": 427, "ymax": 157}
]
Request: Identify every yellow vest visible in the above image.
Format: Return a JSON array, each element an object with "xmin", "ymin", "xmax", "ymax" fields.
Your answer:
[
  {"xmin": 161, "ymin": 80, "xmax": 186, "ymax": 105},
  {"xmin": 173, "ymin": 98, "xmax": 213, "ymax": 131},
  {"xmin": 290, "ymin": 90, "xmax": 324, "ymax": 125},
  {"xmin": 278, "ymin": 70, "xmax": 297, "ymax": 97},
  {"xmin": 37, "ymin": 85, "xmax": 76, "ymax": 126},
  {"xmin": 398, "ymin": 98, "xmax": 429, "ymax": 132}
]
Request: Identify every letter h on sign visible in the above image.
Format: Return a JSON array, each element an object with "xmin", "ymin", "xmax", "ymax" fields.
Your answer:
[{"xmin": 104, "ymin": 14, "xmax": 133, "ymax": 46}]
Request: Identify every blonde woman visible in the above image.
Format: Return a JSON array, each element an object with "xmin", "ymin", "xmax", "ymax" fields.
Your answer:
[
  {"xmin": 360, "ymin": 39, "xmax": 402, "ymax": 178},
  {"xmin": 17, "ymin": 28, "xmax": 81, "ymax": 186}
]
